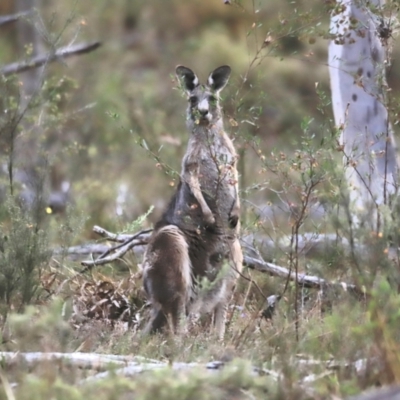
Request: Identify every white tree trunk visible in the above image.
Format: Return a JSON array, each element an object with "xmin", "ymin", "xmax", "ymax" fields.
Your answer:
[
  {"xmin": 15, "ymin": 0, "xmax": 44, "ymax": 101},
  {"xmin": 329, "ymin": 0, "xmax": 398, "ymax": 227}
]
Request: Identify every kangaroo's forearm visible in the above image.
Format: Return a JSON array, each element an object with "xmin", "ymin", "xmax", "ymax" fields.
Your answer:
[{"xmin": 183, "ymin": 170, "xmax": 215, "ymax": 223}]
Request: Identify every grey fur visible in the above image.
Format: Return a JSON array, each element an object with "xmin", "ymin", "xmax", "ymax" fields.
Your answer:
[{"xmin": 142, "ymin": 65, "xmax": 243, "ymax": 338}]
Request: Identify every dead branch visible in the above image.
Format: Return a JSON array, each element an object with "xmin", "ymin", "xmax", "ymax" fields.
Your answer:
[
  {"xmin": 0, "ymin": 351, "xmax": 278, "ymax": 384},
  {"xmin": 0, "ymin": 351, "xmax": 160, "ymax": 371},
  {"xmin": 80, "ymin": 228, "xmax": 151, "ymax": 268},
  {"xmin": 80, "ymin": 239, "xmax": 145, "ymax": 268},
  {"xmin": 243, "ymin": 254, "xmax": 367, "ymax": 298},
  {"xmin": 295, "ymin": 356, "xmax": 369, "ymax": 373},
  {"xmin": 65, "ymin": 227, "xmax": 366, "ymax": 264},
  {"xmin": 92, "ymin": 225, "xmax": 147, "ymax": 243},
  {"xmin": 0, "ymin": 351, "xmax": 373, "ymax": 376},
  {"xmin": 1, "ymin": 41, "xmax": 102, "ymax": 76},
  {"xmin": 242, "ymin": 232, "xmax": 362, "ymax": 259},
  {"xmin": 1, "ymin": 350, "xmax": 380, "ymax": 395},
  {"xmin": 81, "ymin": 359, "xmax": 277, "ymax": 384},
  {"xmin": 347, "ymin": 386, "xmax": 400, "ymax": 400},
  {"xmin": 62, "ymin": 225, "xmax": 368, "ymax": 297},
  {"xmin": 53, "ymin": 244, "xmax": 111, "ymax": 258},
  {"xmin": 0, "ymin": 11, "xmax": 32, "ymax": 27}
]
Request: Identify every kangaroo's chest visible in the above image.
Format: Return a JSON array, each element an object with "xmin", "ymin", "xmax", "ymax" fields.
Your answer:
[
  {"xmin": 195, "ymin": 140, "xmax": 237, "ymax": 188},
  {"xmin": 180, "ymin": 133, "xmax": 238, "ymax": 220}
]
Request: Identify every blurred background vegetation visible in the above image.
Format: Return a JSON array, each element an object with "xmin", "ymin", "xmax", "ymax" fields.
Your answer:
[
  {"xmin": 2, "ymin": 2, "xmax": 400, "ymax": 397},
  {"xmin": 0, "ymin": 0, "xmax": 399, "ymax": 241}
]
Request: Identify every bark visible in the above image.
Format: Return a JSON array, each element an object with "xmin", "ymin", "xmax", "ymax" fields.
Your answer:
[
  {"xmin": 0, "ymin": 11, "xmax": 31, "ymax": 27},
  {"xmin": 14, "ymin": 0, "xmax": 43, "ymax": 100},
  {"xmin": 1, "ymin": 42, "xmax": 102, "ymax": 76},
  {"xmin": 329, "ymin": 0, "xmax": 398, "ymax": 227}
]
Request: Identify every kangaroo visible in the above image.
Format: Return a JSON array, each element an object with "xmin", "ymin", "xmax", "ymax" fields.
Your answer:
[{"xmin": 142, "ymin": 65, "xmax": 243, "ymax": 338}]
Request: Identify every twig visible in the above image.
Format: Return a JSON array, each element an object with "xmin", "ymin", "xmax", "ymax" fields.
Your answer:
[
  {"xmin": 80, "ymin": 228, "xmax": 152, "ymax": 268},
  {"xmin": 93, "ymin": 228, "xmax": 152, "ymax": 258},
  {"xmin": 57, "ymin": 225, "xmax": 368, "ymax": 296},
  {"xmin": 1, "ymin": 41, "xmax": 102, "ymax": 76},
  {"xmin": 92, "ymin": 225, "xmax": 151, "ymax": 243},
  {"xmin": 235, "ymin": 267, "xmax": 267, "ymax": 300},
  {"xmin": 80, "ymin": 239, "xmax": 148, "ymax": 268}
]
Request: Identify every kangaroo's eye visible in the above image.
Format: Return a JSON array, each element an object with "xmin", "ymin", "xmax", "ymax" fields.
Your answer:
[
  {"xmin": 208, "ymin": 95, "xmax": 217, "ymax": 104},
  {"xmin": 189, "ymin": 96, "xmax": 198, "ymax": 106}
]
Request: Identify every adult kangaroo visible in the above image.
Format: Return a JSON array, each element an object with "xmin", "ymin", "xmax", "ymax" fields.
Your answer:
[{"xmin": 142, "ymin": 65, "xmax": 243, "ymax": 339}]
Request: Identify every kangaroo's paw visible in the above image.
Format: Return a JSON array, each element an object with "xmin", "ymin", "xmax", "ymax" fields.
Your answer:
[{"xmin": 204, "ymin": 212, "xmax": 215, "ymax": 225}]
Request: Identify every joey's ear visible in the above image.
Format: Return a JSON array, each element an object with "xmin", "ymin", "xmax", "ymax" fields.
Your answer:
[
  {"xmin": 207, "ymin": 65, "xmax": 231, "ymax": 93},
  {"xmin": 176, "ymin": 66, "xmax": 199, "ymax": 93}
]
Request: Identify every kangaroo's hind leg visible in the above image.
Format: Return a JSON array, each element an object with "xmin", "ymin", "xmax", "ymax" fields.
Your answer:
[
  {"xmin": 142, "ymin": 225, "xmax": 192, "ymax": 335},
  {"xmin": 213, "ymin": 238, "xmax": 243, "ymax": 339},
  {"xmin": 143, "ymin": 305, "xmax": 167, "ymax": 335}
]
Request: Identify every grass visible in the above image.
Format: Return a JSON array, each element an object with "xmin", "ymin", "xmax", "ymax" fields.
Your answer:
[
  {"xmin": 2, "ymin": 0, "xmax": 400, "ymax": 398},
  {"xmin": 1, "ymin": 265, "xmax": 400, "ymax": 399}
]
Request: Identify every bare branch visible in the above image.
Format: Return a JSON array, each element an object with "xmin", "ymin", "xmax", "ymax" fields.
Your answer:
[
  {"xmin": 0, "ymin": 11, "xmax": 31, "ymax": 27},
  {"xmin": 0, "ymin": 352, "xmax": 163, "ymax": 371},
  {"xmin": 243, "ymin": 253, "xmax": 367, "ymax": 298},
  {"xmin": 0, "ymin": 41, "xmax": 102, "ymax": 76},
  {"xmin": 80, "ymin": 238, "xmax": 147, "ymax": 268},
  {"xmin": 64, "ymin": 231, "xmax": 363, "ymax": 261},
  {"xmin": 81, "ymin": 359, "xmax": 275, "ymax": 384},
  {"xmin": 56, "ymin": 225, "xmax": 367, "ymax": 297},
  {"xmin": 347, "ymin": 386, "xmax": 400, "ymax": 400},
  {"xmin": 93, "ymin": 226, "xmax": 152, "ymax": 245},
  {"xmin": 53, "ymin": 244, "xmax": 110, "ymax": 258},
  {"xmin": 1, "ymin": 351, "xmax": 374, "ymax": 393},
  {"xmin": 242, "ymin": 232, "xmax": 361, "ymax": 259},
  {"xmin": 79, "ymin": 228, "xmax": 152, "ymax": 268},
  {"xmin": 0, "ymin": 351, "xmax": 277, "ymax": 383}
]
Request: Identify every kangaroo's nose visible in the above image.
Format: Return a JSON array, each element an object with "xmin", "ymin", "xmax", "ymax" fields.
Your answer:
[{"xmin": 199, "ymin": 109, "xmax": 208, "ymax": 117}]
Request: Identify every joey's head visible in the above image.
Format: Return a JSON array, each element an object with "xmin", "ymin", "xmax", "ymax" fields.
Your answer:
[{"xmin": 176, "ymin": 65, "xmax": 231, "ymax": 129}]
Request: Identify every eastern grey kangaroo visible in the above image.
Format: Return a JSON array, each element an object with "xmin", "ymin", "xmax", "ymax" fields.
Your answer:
[{"xmin": 142, "ymin": 65, "xmax": 243, "ymax": 338}]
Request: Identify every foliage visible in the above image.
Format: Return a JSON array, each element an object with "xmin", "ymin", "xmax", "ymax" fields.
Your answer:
[
  {"xmin": 1, "ymin": 0, "xmax": 400, "ymax": 399},
  {"xmin": 0, "ymin": 197, "xmax": 50, "ymax": 318}
]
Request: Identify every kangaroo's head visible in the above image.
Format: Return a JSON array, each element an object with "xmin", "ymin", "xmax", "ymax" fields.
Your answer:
[{"xmin": 176, "ymin": 65, "xmax": 231, "ymax": 128}]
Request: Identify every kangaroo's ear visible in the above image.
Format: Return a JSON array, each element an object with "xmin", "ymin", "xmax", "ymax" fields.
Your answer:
[
  {"xmin": 207, "ymin": 65, "xmax": 231, "ymax": 93},
  {"xmin": 176, "ymin": 66, "xmax": 199, "ymax": 93}
]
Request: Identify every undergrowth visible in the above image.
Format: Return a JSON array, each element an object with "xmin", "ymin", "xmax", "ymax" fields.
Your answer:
[{"xmin": 1, "ymin": 1, "xmax": 400, "ymax": 399}]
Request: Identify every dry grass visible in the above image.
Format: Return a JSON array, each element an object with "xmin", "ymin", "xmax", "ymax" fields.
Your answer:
[{"xmin": 1, "ymin": 256, "xmax": 399, "ymax": 400}]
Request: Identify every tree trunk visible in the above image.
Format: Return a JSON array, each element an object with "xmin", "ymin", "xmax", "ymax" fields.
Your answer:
[
  {"xmin": 329, "ymin": 0, "xmax": 398, "ymax": 229},
  {"xmin": 8, "ymin": 0, "xmax": 47, "ymax": 215},
  {"xmin": 15, "ymin": 0, "xmax": 44, "ymax": 102}
]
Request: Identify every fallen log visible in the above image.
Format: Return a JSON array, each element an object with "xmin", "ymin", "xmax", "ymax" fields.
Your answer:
[{"xmin": 52, "ymin": 225, "xmax": 368, "ymax": 297}]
